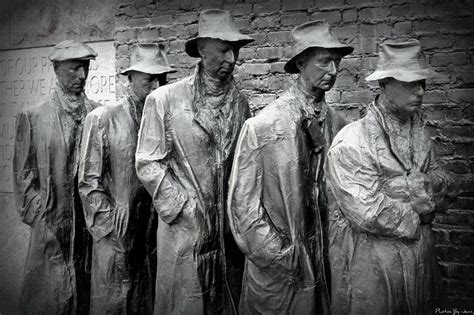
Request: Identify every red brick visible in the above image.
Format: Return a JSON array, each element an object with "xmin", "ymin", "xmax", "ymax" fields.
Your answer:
[
  {"xmin": 224, "ymin": 3, "xmax": 253, "ymax": 16},
  {"xmin": 149, "ymin": 15, "xmax": 174, "ymax": 26},
  {"xmin": 281, "ymin": 12, "xmax": 309, "ymax": 27},
  {"xmin": 332, "ymin": 25, "xmax": 358, "ymax": 40},
  {"xmin": 393, "ymin": 21, "xmax": 412, "ymax": 35},
  {"xmin": 359, "ymin": 6, "xmax": 391, "ymax": 22},
  {"xmin": 282, "ymin": 0, "xmax": 311, "ymax": 11},
  {"xmin": 447, "ymin": 89, "xmax": 474, "ymax": 103},
  {"xmin": 360, "ymin": 23, "xmax": 391, "ymax": 38},
  {"xmin": 256, "ymin": 47, "xmax": 285, "ymax": 60},
  {"xmin": 252, "ymin": 15, "xmax": 280, "ymax": 30},
  {"xmin": 341, "ymin": 90, "xmax": 372, "ymax": 104},
  {"xmin": 310, "ymin": 10, "xmax": 341, "ymax": 25},
  {"xmin": 266, "ymin": 31, "xmax": 292, "ymax": 44},
  {"xmin": 270, "ymin": 62, "xmax": 286, "ymax": 73},
  {"xmin": 342, "ymin": 9, "xmax": 358, "ymax": 23},
  {"xmin": 241, "ymin": 63, "xmax": 271, "ymax": 75},
  {"xmin": 254, "ymin": 1, "xmax": 280, "ymax": 15},
  {"xmin": 174, "ymin": 12, "xmax": 198, "ymax": 25}
]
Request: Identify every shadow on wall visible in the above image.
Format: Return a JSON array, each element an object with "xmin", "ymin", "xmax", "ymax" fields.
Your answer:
[{"xmin": 0, "ymin": 193, "xmax": 29, "ymax": 314}]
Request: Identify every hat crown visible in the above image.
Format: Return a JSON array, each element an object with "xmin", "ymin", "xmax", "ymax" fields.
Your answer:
[
  {"xmin": 184, "ymin": 8, "xmax": 254, "ymax": 57},
  {"xmin": 365, "ymin": 38, "xmax": 434, "ymax": 82},
  {"xmin": 130, "ymin": 44, "xmax": 169, "ymax": 67},
  {"xmin": 49, "ymin": 40, "xmax": 97, "ymax": 61},
  {"xmin": 284, "ymin": 20, "xmax": 353, "ymax": 73},
  {"xmin": 377, "ymin": 39, "xmax": 426, "ymax": 70},
  {"xmin": 198, "ymin": 9, "xmax": 238, "ymax": 37},
  {"xmin": 292, "ymin": 20, "xmax": 341, "ymax": 53},
  {"xmin": 122, "ymin": 43, "xmax": 175, "ymax": 75}
]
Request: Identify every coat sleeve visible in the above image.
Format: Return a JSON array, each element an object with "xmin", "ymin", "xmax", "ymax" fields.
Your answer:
[
  {"xmin": 135, "ymin": 93, "xmax": 188, "ymax": 224},
  {"xmin": 78, "ymin": 112, "xmax": 115, "ymax": 241},
  {"xmin": 326, "ymin": 140, "xmax": 420, "ymax": 239},
  {"xmin": 227, "ymin": 121, "xmax": 296, "ymax": 272},
  {"xmin": 423, "ymin": 148, "xmax": 459, "ymax": 212},
  {"xmin": 13, "ymin": 112, "xmax": 42, "ymax": 226}
]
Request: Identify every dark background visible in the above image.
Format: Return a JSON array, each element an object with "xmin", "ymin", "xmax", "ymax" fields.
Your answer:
[{"xmin": 0, "ymin": 0, "xmax": 473, "ymax": 313}]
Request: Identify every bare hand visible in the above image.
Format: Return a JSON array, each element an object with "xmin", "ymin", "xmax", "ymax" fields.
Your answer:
[{"xmin": 113, "ymin": 206, "xmax": 129, "ymax": 238}]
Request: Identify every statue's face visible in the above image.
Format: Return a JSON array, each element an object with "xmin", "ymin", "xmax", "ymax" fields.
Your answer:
[
  {"xmin": 198, "ymin": 38, "xmax": 240, "ymax": 80},
  {"xmin": 297, "ymin": 48, "xmax": 342, "ymax": 92},
  {"xmin": 382, "ymin": 78, "xmax": 425, "ymax": 118},
  {"xmin": 129, "ymin": 71, "xmax": 163, "ymax": 102},
  {"xmin": 54, "ymin": 59, "xmax": 90, "ymax": 95}
]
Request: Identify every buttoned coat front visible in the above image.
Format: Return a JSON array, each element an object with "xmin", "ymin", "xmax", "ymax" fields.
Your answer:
[
  {"xmin": 13, "ymin": 90, "xmax": 99, "ymax": 314},
  {"xmin": 135, "ymin": 73, "xmax": 250, "ymax": 314},
  {"xmin": 227, "ymin": 84, "xmax": 345, "ymax": 314}
]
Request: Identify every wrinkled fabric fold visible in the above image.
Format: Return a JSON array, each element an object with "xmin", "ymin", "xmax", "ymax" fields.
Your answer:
[
  {"xmin": 136, "ymin": 64, "xmax": 250, "ymax": 314},
  {"xmin": 13, "ymin": 86, "xmax": 99, "ymax": 314},
  {"xmin": 78, "ymin": 96, "xmax": 156, "ymax": 314},
  {"xmin": 326, "ymin": 101, "xmax": 458, "ymax": 315}
]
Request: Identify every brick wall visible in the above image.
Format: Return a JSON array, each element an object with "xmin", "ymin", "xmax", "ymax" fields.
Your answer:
[{"xmin": 114, "ymin": 0, "xmax": 474, "ymax": 308}]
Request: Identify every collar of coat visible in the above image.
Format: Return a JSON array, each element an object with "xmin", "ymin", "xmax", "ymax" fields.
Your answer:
[
  {"xmin": 191, "ymin": 62, "xmax": 245, "ymax": 160},
  {"xmin": 53, "ymin": 83, "xmax": 94, "ymax": 122},
  {"xmin": 291, "ymin": 79, "xmax": 328, "ymax": 124},
  {"xmin": 125, "ymin": 87, "xmax": 144, "ymax": 128},
  {"xmin": 368, "ymin": 96, "xmax": 428, "ymax": 172}
]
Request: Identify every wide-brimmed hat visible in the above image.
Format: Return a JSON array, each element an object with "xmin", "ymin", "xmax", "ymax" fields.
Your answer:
[
  {"xmin": 120, "ymin": 44, "xmax": 176, "ymax": 75},
  {"xmin": 284, "ymin": 20, "xmax": 354, "ymax": 74},
  {"xmin": 185, "ymin": 9, "xmax": 254, "ymax": 58},
  {"xmin": 49, "ymin": 40, "xmax": 98, "ymax": 62},
  {"xmin": 366, "ymin": 39, "xmax": 435, "ymax": 82}
]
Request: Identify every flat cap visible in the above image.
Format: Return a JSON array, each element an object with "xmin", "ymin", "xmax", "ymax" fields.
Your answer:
[{"xmin": 49, "ymin": 40, "xmax": 98, "ymax": 62}]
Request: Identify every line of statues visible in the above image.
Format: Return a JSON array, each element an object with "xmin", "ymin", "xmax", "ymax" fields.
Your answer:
[{"xmin": 13, "ymin": 8, "xmax": 459, "ymax": 315}]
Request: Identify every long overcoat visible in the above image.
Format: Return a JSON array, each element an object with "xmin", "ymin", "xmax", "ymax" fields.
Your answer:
[
  {"xmin": 135, "ymin": 70, "xmax": 250, "ymax": 314},
  {"xmin": 227, "ymin": 83, "xmax": 345, "ymax": 314},
  {"xmin": 13, "ymin": 89, "xmax": 99, "ymax": 314},
  {"xmin": 326, "ymin": 102, "xmax": 458, "ymax": 315},
  {"xmin": 78, "ymin": 97, "xmax": 156, "ymax": 314}
]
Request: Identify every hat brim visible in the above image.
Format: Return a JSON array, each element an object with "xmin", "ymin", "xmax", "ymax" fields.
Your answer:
[
  {"xmin": 284, "ymin": 46, "xmax": 354, "ymax": 74},
  {"xmin": 365, "ymin": 69, "xmax": 437, "ymax": 82},
  {"xmin": 120, "ymin": 65, "xmax": 177, "ymax": 75},
  {"xmin": 185, "ymin": 35, "xmax": 254, "ymax": 58}
]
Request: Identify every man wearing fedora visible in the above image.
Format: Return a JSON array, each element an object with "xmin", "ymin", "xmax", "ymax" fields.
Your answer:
[
  {"xmin": 325, "ymin": 39, "xmax": 458, "ymax": 314},
  {"xmin": 135, "ymin": 9, "xmax": 253, "ymax": 314},
  {"xmin": 13, "ymin": 40, "xmax": 100, "ymax": 314},
  {"xmin": 78, "ymin": 44, "xmax": 176, "ymax": 314},
  {"xmin": 227, "ymin": 20, "xmax": 352, "ymax": 314}
]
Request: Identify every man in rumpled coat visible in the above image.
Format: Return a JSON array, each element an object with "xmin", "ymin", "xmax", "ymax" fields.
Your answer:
[
  {"xmin": 326, "ymin": 39, "xmax": 458, "ymax": 315},
  {"xmin": 78, "ymin": 44, "xmax": 176, "ymax": 314},
  {"xmin": 227, "ymin": 20, "xmax": 353, "ymax": 314},
  {"xmin": 135, "ymin": 9, "xmax": 253, "ymax": 314},
  {"xmin": 13, "ymin": 40, "xmax": 100, "ymax": 314}
]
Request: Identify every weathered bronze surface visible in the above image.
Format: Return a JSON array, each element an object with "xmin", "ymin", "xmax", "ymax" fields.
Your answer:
[
  {"xmin": 13, "ymin": 40, "xmax": 99, "ymax": 314},
  {"xmin": 326, "ymin": 39, "xmax": 459, "ymax": 314},
  {"xmin": 135, "ymin": 9, "xmax": 253, "ymax": 314},
  {"xmin": 78, "ymin": 44, "xmax": 175, "ymax": 314},
  {"xmin": 227, "ymin": 20, "xmax": 353, "ymax": 314}
]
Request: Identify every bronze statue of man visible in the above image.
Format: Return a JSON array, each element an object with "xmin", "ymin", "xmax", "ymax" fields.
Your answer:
[
  {"xmin": 227, "ymin": 20, "xmax": 353, "ymax": 314},
  {"xmin": 13, "ymin": 40, "xmax": 100, "ymax": 314},
  {"xmin": 135, "ymin": 9, "xmax": 253, "ymax": 314},
  {"xmin": 78, "ymin": 44, "xmax": 176, "ymax": 314},
  {"xmin": 326, "ymin": 39, "xmax": 458, "ymax": 314}
]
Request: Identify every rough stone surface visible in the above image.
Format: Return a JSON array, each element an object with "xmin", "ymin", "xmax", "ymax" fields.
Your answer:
[
  {"xmin": 114, "ymin": 0, "xmax": 474, "ymax": 309},
  {"xmin": 7, "ymin": 0, "xmax": 118, "ymax": 49}
]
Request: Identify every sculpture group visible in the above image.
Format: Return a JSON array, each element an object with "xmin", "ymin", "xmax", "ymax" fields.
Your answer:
[{"xmin": 13, "ymin": 8, "xmax": 459, "ymax": 315}]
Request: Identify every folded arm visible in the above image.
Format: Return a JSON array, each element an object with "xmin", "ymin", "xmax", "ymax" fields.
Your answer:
[{"xmin": 326, "ymin": 141, "xmax": 420, "ymax": 239}]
